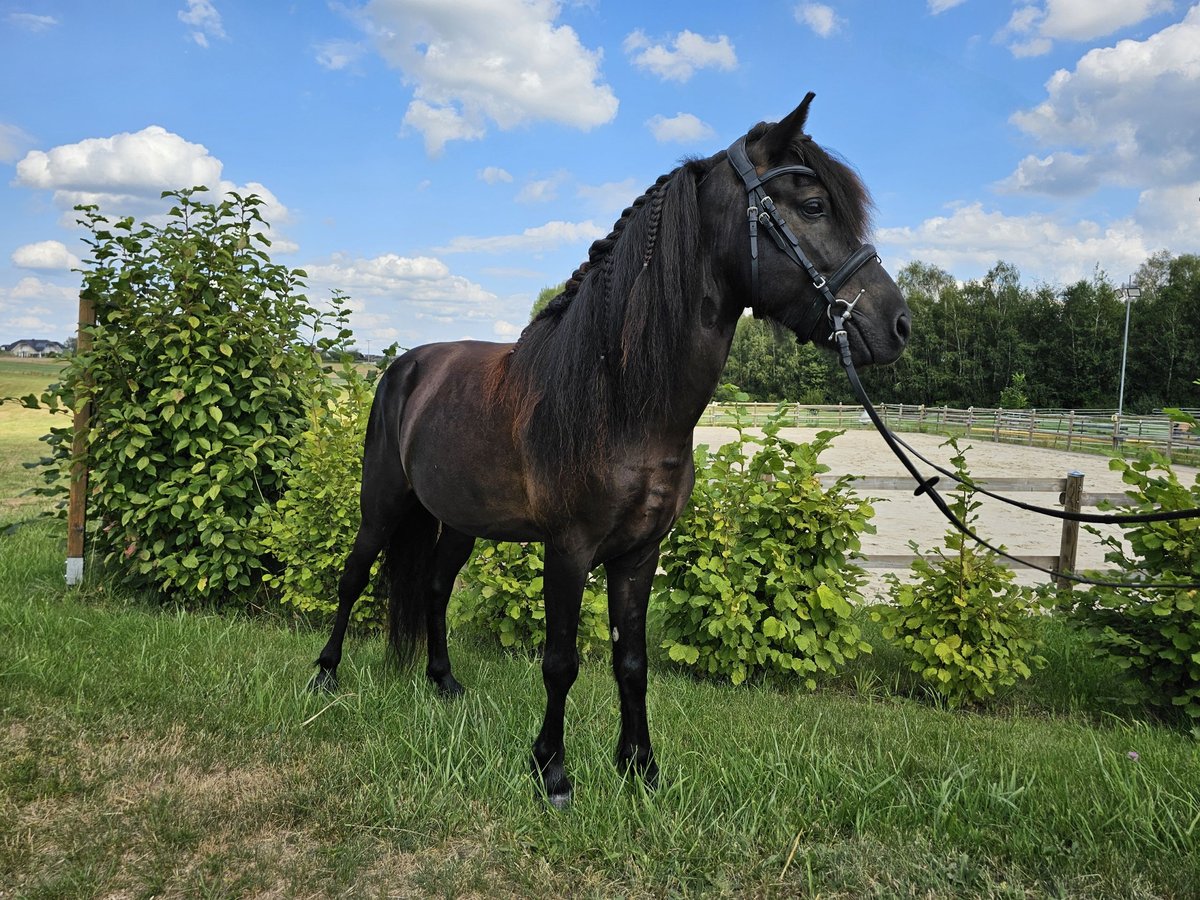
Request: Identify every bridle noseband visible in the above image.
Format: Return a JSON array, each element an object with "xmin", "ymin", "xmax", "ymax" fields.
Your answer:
[{"xmin": 727, "ymin": 135, "xmax": 879, "ymax": 353}]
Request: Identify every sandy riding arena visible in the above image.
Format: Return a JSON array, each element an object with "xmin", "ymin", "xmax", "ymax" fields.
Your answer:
[{"xmin": 693, "ymin": 426, "xmax": 1199, "ymax": 598}]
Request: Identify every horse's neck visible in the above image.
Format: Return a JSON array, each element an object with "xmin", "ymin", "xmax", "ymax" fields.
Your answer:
[{"xmin": 650, "ymin": 297, "xmax": 742, "ymax": 444}]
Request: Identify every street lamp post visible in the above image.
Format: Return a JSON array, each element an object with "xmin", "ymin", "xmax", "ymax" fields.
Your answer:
[{"xmin": 1115, "ymin": 277, "xmax": 1141, "ymax": 441}]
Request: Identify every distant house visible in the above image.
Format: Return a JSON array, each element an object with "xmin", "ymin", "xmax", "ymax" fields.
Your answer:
[{"xmin": 1, "ymin": 339, "xmax": 66, "ymax": 357}]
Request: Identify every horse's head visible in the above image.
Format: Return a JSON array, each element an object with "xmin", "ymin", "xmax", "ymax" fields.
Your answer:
[{"xmin": 702, "ymin": 93, "xmax": 910, "ymax": 366}]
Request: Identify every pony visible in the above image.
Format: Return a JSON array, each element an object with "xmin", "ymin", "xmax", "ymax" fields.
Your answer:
[{"xmin": 312, "ymin": 93, "xmax": 911, "ymax": 807}]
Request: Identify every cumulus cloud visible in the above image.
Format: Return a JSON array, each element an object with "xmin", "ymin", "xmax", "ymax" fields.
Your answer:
[
  {"xmin": 623, "ymin": 29, "xmax": 737, "ymax": 82},
  {"xmin": 478, "ymin": 166, "xmax": 513, "ymax": 185},
  {"xmin": 12, "ymin": 126, "xmax": 294, "ymax": 250},
  {"xmin": 358, "ymin": 0, "xmax": 618, "ymax": 155},
  {"xmin": 874, "ymin": 191, "xmax": 1200, "ymax": 285},
  {"xmin": 11, "ymin": 240, "xmax": 81, "ymax": 271},
  {"xmin": 179, "ymin": 0, "xmax": 227, "ymax": 48},
  {"xmin": 0, "ymin": 276, "xmax": 78, "ymax": 338},
  {"xmin": 646, "ymin": 112, "xmax": 714, "ymax": 144},
  {"xmin": 795, "ymin": 4, "xmax": 843, "ymax": 38},
  {"xmin": 1002, "ymin": 7, "xmax": 1200, "ymax": 194},
  {"xmin": 435, "ymin": 220, "xmax": 604, "ymax": 255},
  {"xmin": 998, "ymin": 0, "xmax": 1172, "ymax": 56},
  {"xmin": 304, "ymin": 252, "xmax": 495, "ymax": 306}
]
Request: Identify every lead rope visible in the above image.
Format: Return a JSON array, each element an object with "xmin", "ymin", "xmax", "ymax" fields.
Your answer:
[{"xmin": 829, "ymin": 310, "xmax": 1200, "ymax": 592}]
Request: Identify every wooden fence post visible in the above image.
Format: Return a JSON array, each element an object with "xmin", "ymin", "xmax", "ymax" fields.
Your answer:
[
  {"xmin": 1056, "ymin": 471, "xmax": 1085, "ymax": 591},
  {"xmin": 66, "ymin": 291, "xmax": 95, "ymax": 586}
]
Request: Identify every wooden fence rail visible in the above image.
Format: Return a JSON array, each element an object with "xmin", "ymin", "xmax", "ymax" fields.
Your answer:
[
  {"xmin": 700, "ymin": 403, "xmax": 1200, "ymax": 464},
  {"xmin": 814, "ymin": 472, "xmax": 1128, "ymax": 589}
]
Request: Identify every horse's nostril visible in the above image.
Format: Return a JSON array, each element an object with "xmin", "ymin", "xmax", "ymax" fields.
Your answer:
[{"xmin": 895, "ymin": 312, "xmax": 911, "ymax": 342}]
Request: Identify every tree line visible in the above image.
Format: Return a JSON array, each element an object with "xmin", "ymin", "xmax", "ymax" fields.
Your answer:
[{"xmin": 724, "ymin": 253, "xmax": 1200, "ymax": 414}]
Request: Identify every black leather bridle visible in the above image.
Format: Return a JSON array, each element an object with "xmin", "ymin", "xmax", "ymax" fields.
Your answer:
[
  {"xmin": 726, "ymin": 135, "xmax": 879, "ymax": 346},
  {"xmin": 726, "ymin": 133, "xmax": 1200, "ymax": 591}
]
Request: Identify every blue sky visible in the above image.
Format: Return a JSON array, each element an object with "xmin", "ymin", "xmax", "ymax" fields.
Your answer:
[{"xmin": 2, "ymin": 1, "xmax": 1198, "ymax": 351}]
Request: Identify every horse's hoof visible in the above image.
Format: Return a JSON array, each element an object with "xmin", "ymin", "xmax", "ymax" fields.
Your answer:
[
  {"xmin": 309, "ymin": 668, "xmax": 338, "ymax": 694},
  {"xmin": 546, "ymin": 788, "xmax": 573, "ymax": 811},
  {"xmin": 431, "ymin": 673, "xmax": 465, "ymax": 697}
]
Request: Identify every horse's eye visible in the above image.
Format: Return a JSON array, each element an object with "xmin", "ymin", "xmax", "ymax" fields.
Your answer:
[{"xmin": 801, "ymin": 199, "xmax": 826, "ymax": 218}]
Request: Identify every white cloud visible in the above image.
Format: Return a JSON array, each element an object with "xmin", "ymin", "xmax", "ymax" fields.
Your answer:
[
  {"xmin": 646, "ymin": 112, "xmax": 714, "ymax": 144},
  {"xmin": 304, "ymin": 252, "xmax": 495, "ymax": 308},
  {"xmin": 998, "ymin": 0, "xmax": 1172, "ymax": 56},
  {"xmin": 516, "ymin": 173, "xmax": 566, "ymax": 204},
  {"xmin": 478, "ymin": 166, "xmax": 513, "ymax": 184},
  {"xmin": 0, "ymin": 122, "xmax": 35, "ymax": 164},
  {"xmin": 493, "ymin": 319, "xmax": 522, "ymax": 339},
  {"xmin": 11, "ymin": 241, "xmax": 81, "ymax": 271},
  {"xmin": 7, "ymin": 12, "xmax": 58, "ymax": 31},
  {"xmin": 795, "ymin": 4, "xmax": 843, "ymax": 39},
  {"xmin": 0, "ymin": 276, "xmax": 78, "ymax": 339},
  {"xmin": 1003, "ymin": 7, "xmax": 1200, "ymax": 194},
  {"xmin": 179, "ymin": 0, "xmax": 226, "ymax": 48},
  {"xmin": 359, "ymin": 0, "xmax": 618, "ymax": 155},
  {"xmin": 315, "ymin": 39, "xmax": 366, "ymax": 71},
  {"xmin": 13, "ymin": 126, "xmax": 294, "ymax": 249},
  {"xmin": 623, "ymin": 29, "xmax": 737, "ymax": 82},
  {"xmin": 435, "ymin": 220, "xmax": 604, "ymax": 255},
  {"xmin": 883, "ymin": 200, "xmax": 1161, "ymax": 285},
  {"xmin": 928, "ymin": 0, "xmax": 966, "ymax": 13}
]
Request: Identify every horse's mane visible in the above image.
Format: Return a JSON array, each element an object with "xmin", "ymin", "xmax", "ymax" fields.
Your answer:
[{"xmin": 489, "ymin": 121, "xmax": 872, "ymax": 498}]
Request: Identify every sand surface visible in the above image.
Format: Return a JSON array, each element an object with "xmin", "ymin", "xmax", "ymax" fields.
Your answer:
[{"xmin": 692, "ymin": 426, "xmax": 1199, "ymax": 598}]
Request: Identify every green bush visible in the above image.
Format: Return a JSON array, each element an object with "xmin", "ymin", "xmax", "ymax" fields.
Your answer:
[
  {"xmin": 872, "ymin": 440, "xmax": 1045, "ymax": 707},
  {"xmin": 450, "ymin": 541, "xmax": 610, "ymax": 656},
  {"xmin": 654, "ymin": 402, "xmax": 874, "ymax": 686},
  {"xmin": 30, "ymin": 189, "xmax": 351, "ymax": 605},
  {"xmin": 1069, "ymin": 449, "xmax": 1200, "ymax": 728},
  {"xmin": 259, "ymin": 358, "xmax": 385, "ymax": 624}
]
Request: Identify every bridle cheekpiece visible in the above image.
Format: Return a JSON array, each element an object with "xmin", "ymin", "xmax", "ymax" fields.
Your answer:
[{"xmin": 726, "ymin": 135, "xmax": 879, "ymax": 361}]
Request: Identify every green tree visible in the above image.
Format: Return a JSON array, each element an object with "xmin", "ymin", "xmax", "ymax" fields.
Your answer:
[{"xmin": 530, "ymin": 282, "xmax": 566, "ymax": 321}]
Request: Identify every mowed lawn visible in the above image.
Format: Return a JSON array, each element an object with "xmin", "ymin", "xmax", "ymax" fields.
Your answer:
[{"xmin": 2, "ymin": 355, "xmax": 1199, "ymax": 898}]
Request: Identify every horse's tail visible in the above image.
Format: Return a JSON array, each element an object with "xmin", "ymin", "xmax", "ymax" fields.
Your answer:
[{"xmin": 382, "ymin": 501, "xmax": 439, "ymax": 667}]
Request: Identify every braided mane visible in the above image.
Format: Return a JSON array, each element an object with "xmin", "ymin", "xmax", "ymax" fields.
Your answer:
[{"xmin": 492, "ymin": 158, "xmax": 715, "ymax": 499}]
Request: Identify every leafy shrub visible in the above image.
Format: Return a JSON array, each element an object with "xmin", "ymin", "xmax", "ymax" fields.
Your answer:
[
  {"xmin": 259, "ymin": 358, "xmax": 385, "ymax": 624},
  {"xmin": 1069, "ymin": 449, "xmax": 1200, "ymax": 728},
  {"xmin": 654, "ymin": 402, "xmax": 874, "ymax": 687},
  {"xmin": 872, "ymin": 440, "xmax": 1045, "ymax": 707},
  {"xmin": 32, "ymin": 189, "xmax": 351, "ymax": 605},
  {"xmin": 450, "ymin": 541, "xmax": 610, "ymax": 656}
]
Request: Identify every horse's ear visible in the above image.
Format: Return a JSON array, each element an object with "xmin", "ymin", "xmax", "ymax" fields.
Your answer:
[{"xmin": 756, "ymin": 91, "xmax": 816, "ymax": 163}]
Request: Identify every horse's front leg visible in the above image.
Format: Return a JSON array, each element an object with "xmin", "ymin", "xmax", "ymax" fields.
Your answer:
[
  {"xmin": 531, "ymin": 545, "xmax": 589, "ymax": 809},
  {"xmin": 604, "ymin": 544, "xmax": 659, "ymax": 789}
]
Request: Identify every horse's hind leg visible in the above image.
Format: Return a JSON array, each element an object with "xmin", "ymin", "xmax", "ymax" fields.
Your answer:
[
  {"xmin": 311, "ymin": 517, "xmax": 394, "ymax": 692},
  {"xmin": 424, "ymin": 526, "xmax": 475, "ymax": 696}
]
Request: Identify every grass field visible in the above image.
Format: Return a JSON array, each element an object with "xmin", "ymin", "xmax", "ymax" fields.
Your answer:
[
  {"xmin": 3, "ymin": 355, "xmax": 1200, "ymax": 897},
  {"xmin": 3, "ymin": 519, "xmax": 1199, "ymax": 898},
  {"xmin": 0, "ymin": 357, "xmax": 64, "ymax": 528}
]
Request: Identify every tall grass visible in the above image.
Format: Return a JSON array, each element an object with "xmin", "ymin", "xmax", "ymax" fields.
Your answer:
[{"xmin": 3, "ymin": 521, "xmax": 1198, "ymax": 898}]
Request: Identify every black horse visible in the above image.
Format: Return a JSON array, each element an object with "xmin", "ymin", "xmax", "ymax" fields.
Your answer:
[{"xmin": 313, "ymin": 94, "xmax": 910, "ymax": 807}]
